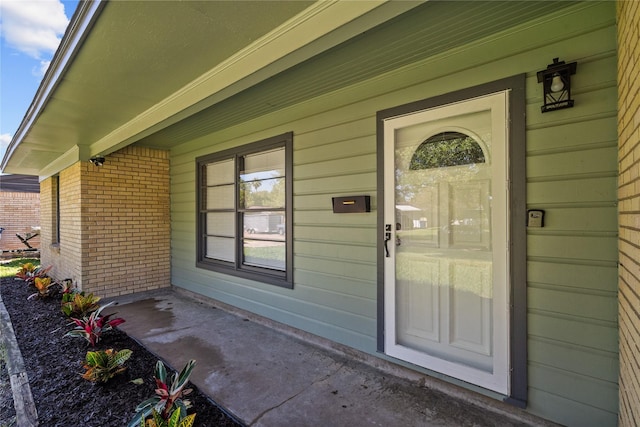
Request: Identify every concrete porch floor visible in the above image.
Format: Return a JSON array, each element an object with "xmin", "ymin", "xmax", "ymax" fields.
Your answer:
[{"xmin": 109, "ymin": 288, "xmax": 556, "ymax": 427}]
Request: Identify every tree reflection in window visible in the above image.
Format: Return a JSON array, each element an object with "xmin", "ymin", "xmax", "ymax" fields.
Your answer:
[{"xmin": 409, "ymin": 131, "xmax": 485, "ymax": 170}]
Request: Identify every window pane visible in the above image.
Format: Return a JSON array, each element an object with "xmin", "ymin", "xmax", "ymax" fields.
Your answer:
[
  {"xmin": 243, "ymin": 239, "xmax": 285, "ymax": 270},
  {"xmin": 241, "ymin": 177, "xmax": 285, "ymax": 209},
  {"xmin": 243, "ymin": 212, "xmax": 285, "ymax": 235},
  {"xmin": 206, "ymin": 212, "xmax": 235, "ymax": 237},
  {"xmin": 241, "ymin": 148, "xmax": 284, "ymax": 180},
  {"xmin": 206, "ymin": 236, "xmax": 235, "ymax": 262},
  {"xmin": 206, "ymin": 159, "xmax": 234, "ymax": 186},
  {"xmin": 206, "ymin": 184, "xmax": 235, "ymax": 209},
  {"xmin": 197, "ymin": 132, "xmax": 291, "ymax": 287}
]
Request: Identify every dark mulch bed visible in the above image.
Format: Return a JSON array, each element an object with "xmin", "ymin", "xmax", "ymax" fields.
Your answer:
[{"xmin": 0, "ymin": 276, "xmax": 243, "ymax": 427}]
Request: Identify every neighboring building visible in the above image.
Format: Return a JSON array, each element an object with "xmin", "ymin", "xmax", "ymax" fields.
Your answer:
[
  {"xmin": 0, "ymin": 174, "xmax": 40, "ymax": 254},
  {"xmin": 1, "ymin": 1, "xmax": 637, "ymax": 425}
]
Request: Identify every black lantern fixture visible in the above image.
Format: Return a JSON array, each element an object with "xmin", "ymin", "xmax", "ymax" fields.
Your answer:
[{"xmin": 536, "ymin": 57, "xmax": 577, "ymax": 113}]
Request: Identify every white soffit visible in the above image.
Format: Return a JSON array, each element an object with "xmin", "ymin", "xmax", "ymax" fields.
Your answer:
[{"xmin": 90, "ymin": 0, "xmax": 423, "ymax": 157}]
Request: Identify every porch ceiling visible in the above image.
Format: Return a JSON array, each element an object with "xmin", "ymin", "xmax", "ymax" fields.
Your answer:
[
  {"xmin": 134, "ymin": 0, "xmax": 579, "ymax": 150},
  {"xmin": 1, "ymin": 0, "xmax": 421, "ymax": 177},
  {"xmin": 1, "ymin": 0, "xmax": 577, "ymax": 177}
]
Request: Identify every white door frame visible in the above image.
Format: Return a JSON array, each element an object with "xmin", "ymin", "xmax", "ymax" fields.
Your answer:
[
  {"xmin": 376, "ymin": 76, "xmax": 528, "ymax": 405},
  {"xmin": 383, "ymin": 92, "xmax": 509, "ymax": 394}
]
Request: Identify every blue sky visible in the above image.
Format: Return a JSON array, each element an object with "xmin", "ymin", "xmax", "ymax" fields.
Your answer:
[{"xmin": 0, "ymin": 0, "xmax": 79, "ymax": 165}]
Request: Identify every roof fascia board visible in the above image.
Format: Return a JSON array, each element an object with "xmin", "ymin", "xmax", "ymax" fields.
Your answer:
[
  {"xmin": 0, "ymin": 0, "xmax": 106, "ymax": 172},
  {"xmin": 39, "ymin": 145, "xmax": 89, "ymax": 180},
  {"xmin": 90, "ymin": 0, "xmax": 425, "ymax": 157}
]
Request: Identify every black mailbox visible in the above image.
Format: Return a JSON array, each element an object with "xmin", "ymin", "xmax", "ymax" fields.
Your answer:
[{"xmin": 332, "ymin": 195, "xmax": 371, "ymax": 213}]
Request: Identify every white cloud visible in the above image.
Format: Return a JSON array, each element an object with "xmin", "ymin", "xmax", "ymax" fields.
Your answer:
[
  {"xmin": 35, "ymin": 59, "xmax": 51, "ymax": 77},
  {"xmin": 0, "ymin": 0, "xmax": 69, "ymax": 59},
  {"xmin": 0, "ymin": 133, "xmax": 12, "ymax": 166}
]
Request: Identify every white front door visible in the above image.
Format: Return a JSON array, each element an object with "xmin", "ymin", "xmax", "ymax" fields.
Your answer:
[{"xmin": 383, "ymin": 92, "xmax": 510, "ymax": 394}]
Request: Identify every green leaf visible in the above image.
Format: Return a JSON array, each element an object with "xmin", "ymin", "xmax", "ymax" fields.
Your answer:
[
  {"xmin": 155, "ymin": 360, "xmax": 167, "ymax": 383},
  {"xmin": 114, "ymin": 349, "xmax": 133, "ymax": 366},
  {"xmin": 95, "ymin": 351, "xmax": 110, "ymax": 367},
  {"xmin": 174, "ymin": 400, "xmax": 189, "ymax": 417},
  {"xmin": 179, "ymin": 414, "xmax": 196, "ymax": 427},
  {"xmin": 168, "ymin": 408, "xmax": 181, "ymax": 427},
  {"xmin": 81, "ymin": 348, "xmax": 131, "ymax": 382},
  {"xmin": 85, "ymin": 351, "xmax": 99, "ymax": 366},
  {"xmin": 129, "ymin": 404, "xmax": 155, "ymax": 427},
  {"xmin": 170, "ymin": 359, "xmax": 196, "ymax": 394},
  {"xmin": 153, "ymin": 409, "xmax": 166, "ymax": 426},
  {"xmin": 135, "ymin": 397, "xmax": 161, "ymax": 412}
]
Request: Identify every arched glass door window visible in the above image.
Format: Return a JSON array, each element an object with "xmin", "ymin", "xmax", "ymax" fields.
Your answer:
[{"xmin": 409, "ymin": 131, "xmax": 485, "ymax": 170}]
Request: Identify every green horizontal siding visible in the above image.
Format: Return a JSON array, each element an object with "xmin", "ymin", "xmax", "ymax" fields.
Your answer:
[
  {"xmin": 528, "ymin": 206, "xmax": 617, "ymax": 231},
  {"xmin": 522, "ymin": 4, "xmax": 618, "ymax": 423},
  {"xmin": 294, "ymin": 172, "xmax": 376, "ymax": 196},
  {"xmin": 527, "ymin": 115, "xmax": 617, "ymax": 154},
  {"xmin": 527, "ymin": 235, "xmax": 618, "ymax": 262},
  {"xmin": 528, "ymin": 312, "xmax": 617, "ymax": 353},
  {"xmin": 294, "ymin": 269, "xmax": 376, "ymax": 299},
  {"xmin": 294, "ymin": 241, "xmax": 376, "ymax": 265},
  {"xmin": 527, "ymin": 146, "xmax": 618, "ymax": 179},
  {"xmin": 528, "ymin": 388, "xmax": 618, "ymax": 427},
  {"xmin": 529, "ymin": 363, "xmax": 618, "ymax": 413},
  {"xmin": 528, "ymin": 177, "xmax": 617, "ymax": 205},
  {"xmin": 529, "ymin": 287, "xmax": 618, "ymax": 323},
  {"xmin": 166, "ymin": 2, "xmax": 617, "ymax": 425},
  {"xmin": 529, "ymin": 337, "xmax": 618, "ymax": 383},
  {"xmin": 528, "ymin": 261, "xmax": 618, "ymax": 293}
]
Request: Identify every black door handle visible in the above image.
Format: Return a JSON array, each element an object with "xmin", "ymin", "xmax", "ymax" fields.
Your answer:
[{"xmin": 384, "ymin": 224, "xmax": 392, "ymax": 257}]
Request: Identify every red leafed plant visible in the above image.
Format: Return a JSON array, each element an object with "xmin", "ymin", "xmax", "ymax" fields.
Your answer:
[
  {"xmin": 66, "ymin": 301, "xmax": 125, "ymax": 347},
  {"xmin": 128, "ymin": 359, "xmax": 196, "ymax": 427}
]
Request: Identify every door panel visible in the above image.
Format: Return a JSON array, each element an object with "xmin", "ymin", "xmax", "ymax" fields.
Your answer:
[
  {"xmin": 449, "ymin": 180, "xmax": 491, "ymax": 248},
  {"xmin": 397, "ymin": 258, "xmax": 440, "ymax": 343},
  {"xmin": 449, "ymin": 260, "xmax": 492, "ymax": 356},
  {"xmin": 383, "ymin": 92, "xmax": 509, "ymax": 394}
]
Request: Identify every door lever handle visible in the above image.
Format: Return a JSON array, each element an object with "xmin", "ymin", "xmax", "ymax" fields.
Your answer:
[{"xmin": 384, "ymin": 224, "xmax": 392, "ymax": 257}]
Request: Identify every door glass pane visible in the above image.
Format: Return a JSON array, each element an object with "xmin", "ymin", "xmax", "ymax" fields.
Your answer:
[
  {"xmin": 410, "ymin": 131, "xmax": 485, "ymax": 169},
  {"xmin": 394, "ymin": 110, "xmax": 494, "ymax": 372}
]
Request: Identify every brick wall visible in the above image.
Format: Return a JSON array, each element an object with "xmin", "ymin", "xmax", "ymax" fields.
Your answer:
[
  {"xmin": 617, "ymin": 1, "xmax": 640, "ymax": 425},
  {"xmin": 0, "ymin": 191, "xmax": 40, "ymax": 252},
  {"xmin": 40, "ymin": 146, "xmax": 170, "ymax": 297},
  {"xmin": 41, "ymin": 165, "xmax": 84, "ymax": 285},
  {"xmin": 82, "ymin": 146, "xmax": 170, "ymax": 296},
  {"xmin": 60, "ymin": 165, "xmax": 83, "ymax": 284}
]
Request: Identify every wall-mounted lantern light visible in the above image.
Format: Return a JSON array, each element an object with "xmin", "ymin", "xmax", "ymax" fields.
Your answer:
[
  {"xmin": 89, "ymin": 156, "xmax": 105, "ymax": 166},
  {"xmin": 536, "ymin": 57, "xmax": 577, "ymax": 113}
]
